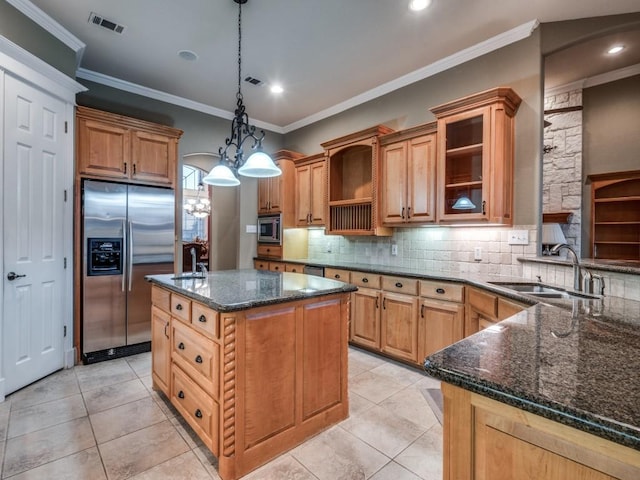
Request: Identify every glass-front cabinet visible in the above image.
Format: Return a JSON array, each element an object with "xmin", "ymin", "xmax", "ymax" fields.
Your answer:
[{"xmin": 432, "ymin": 87, "xmax": 521, "ymax": 224}]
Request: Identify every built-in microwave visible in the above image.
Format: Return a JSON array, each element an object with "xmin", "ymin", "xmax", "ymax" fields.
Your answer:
[{"xmin": 257, "ymin": 214, "xmax": 282, "ymax": 244}]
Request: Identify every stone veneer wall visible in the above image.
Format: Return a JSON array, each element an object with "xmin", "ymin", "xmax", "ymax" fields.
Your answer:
[
  {"xmin": 543, "ymin": 89, "xmax": 583, "ymax": 253},
  {"xmin": 307, "ymin": 226, "xmax": 538, "ymax": 278}
]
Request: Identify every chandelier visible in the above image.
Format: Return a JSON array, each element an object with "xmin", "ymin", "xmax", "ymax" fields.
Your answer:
[
  {"xmin": 202, "ymin": 0, "xmax": 280, "ymax": 187},
  {"xmin": 184, "ymin": 184, "xmax": 211, "ymax": 218}
]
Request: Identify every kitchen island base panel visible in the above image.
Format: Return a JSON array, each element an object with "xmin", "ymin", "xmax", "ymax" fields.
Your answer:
[
  {"xmin": 151, "ymin": 283, "xmax": 350, "ymax": 480},
  {"xmin": 442, "ymin": 383, "xmax": 640, "ymax": 480}
]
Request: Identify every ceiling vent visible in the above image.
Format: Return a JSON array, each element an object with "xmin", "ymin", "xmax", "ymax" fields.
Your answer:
[
  {"xmin": 88, "ymin": 12, "xmax": 125, "ymax": 34},
  {"xmin": 244, "ymin": 76, "xmax": 264, "ymax": 87}
]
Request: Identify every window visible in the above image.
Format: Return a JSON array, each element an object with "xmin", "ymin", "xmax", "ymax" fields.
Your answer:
[{"xmin": 182, "ymin": 165, "xmax": 209, "ymax": 242}]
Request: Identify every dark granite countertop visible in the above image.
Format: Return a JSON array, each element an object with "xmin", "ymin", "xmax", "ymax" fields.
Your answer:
[
  {"xmin": 259, "ymin": 257, "xmax": 640, "ymax": 450},
  {"xmin": 146, "ymin": 269, "xmax": 357, "ymax": 312},
  {"xmin": 519, "ymin": 256, "xmax": 640, "ymax": 276}
]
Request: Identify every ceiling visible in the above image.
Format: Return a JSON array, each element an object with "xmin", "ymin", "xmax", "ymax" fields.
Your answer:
[{"xmin": 25, "ymin": 0, "xmax": 640, "ymax": 132}]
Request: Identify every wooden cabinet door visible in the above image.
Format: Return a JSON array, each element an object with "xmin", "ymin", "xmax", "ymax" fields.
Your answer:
[
  {"xmin": 380, "ymin": 141, "xmax": 407, "ymax": 225},
  {"xmin": 151, "ymin": 306, "xmax": 171, "ymax": 395},
  {"xmin": 418, "ymin": 298, "xmax": 464, "ymax": 362},
  {"xmin": 257, "ymin": 177, "xmax": 272, "ymax": 213},
  {"xmin": 295, "ymin": 164, "xmax": 312, "ymax": 225},
  {"xmin": 309, "ymin": 160, "xmax": 326, "ymax": 225},
  {"xmin": 381, "ymin": 292, "xmax": 418, "ymax": 362},
  {"xmin": 350, "ymin": 288, "xmax": 381, "ymax": 349},
  {"xmin": 131, "ymin": 130, "xmax": 175, "ymax": 186},
  {"xmin": 77, "ymin": 118, "xmax": 129, "ymax": 179},
  {"xmin": 407, "ymin": 134, "xmax": 436, "ymax": 224}
]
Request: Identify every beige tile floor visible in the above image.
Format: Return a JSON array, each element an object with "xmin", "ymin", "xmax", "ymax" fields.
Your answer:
[{"xmin": 0, "ymin": 347, "xmax": 442, "ymax": 480}]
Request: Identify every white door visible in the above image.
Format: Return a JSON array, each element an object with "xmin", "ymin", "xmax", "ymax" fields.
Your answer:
[{"xmin": 2, "ymin": 74, "xmax": 66, "ymax": 394}]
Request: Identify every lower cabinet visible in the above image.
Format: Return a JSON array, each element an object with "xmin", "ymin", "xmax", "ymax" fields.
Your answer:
[
  {"xmin": 381, "ymin": 291, "xmax": 419, "ymax": 362},
  {"xmin": 351, "ymin": 287, "xmax": 382, "ymax": 349},
  {"xmin": 442, "ymin": 383, "xmax": 640, "ymax": 480},
  {"xmin": 466, "ymin": 286, "xmax": 527, "ymax": 336},
  {"xmin": 151, "ymin": 306, "xmax": 171, "ymax": 395},
  {"xmin": 418, "ymin": 280, "xmax": 465, "ymax": 360}
]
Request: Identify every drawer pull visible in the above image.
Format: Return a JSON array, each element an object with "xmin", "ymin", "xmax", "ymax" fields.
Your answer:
[
  {"xmin": 198, "ymin": 314, "xmax": 207, "ymax": 323},
  {"xmin": 421, "ymin": 305, "xmax": 425, "ymax": 318},
  {"xmin": 195, "ymin": 409, "xmax": 203, "ymax": 419},
  {"xmin": 178, "ymin": 390, "xmax": 185, "ymax": 399},
  {"xmin": 164, "ymin": 322, "xmax": 169, "ymax": 338},
  {"xmin": 175, "ymin": 304, "xmax": 183, "ymax": 311},
  {"xmin": 334, "ymin": 274, "xmax": 341, "ymax": 279},
  {"xmin": 195, "ymin": 355, "xmax": 203, "ymax": 364},
  {"xmin": 362, "ymin": 277, "xmax": 369, "ymax": 283},
  {"xmin": 395, "ymin": 282, "xmax": 403, "ymax": 288},
  {"xmin": 436, "ymin": 288, "xmax": 446, "ymax": 294},
  {"xmin": 178, "ymin": 342, "xmax": 185, "ymax": 350}
]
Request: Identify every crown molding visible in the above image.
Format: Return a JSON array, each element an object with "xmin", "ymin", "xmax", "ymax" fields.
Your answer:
[
  {"xmin": 76, "ymin": 68, "xmax": 286, "ymax": 134},
  {"xmin": 282, "ymin": 19, "xmax": 540, "ymax": 133},
  {"xmin": 0, "ymin": 35, "xmax": 87, "ymax": 101},
  {"xmin": 6, "ymin": 0, "xmax": 85, "ymax": 67},
  {"xmin": 545, "ymin": 62, "xmax": 640, "ymax": 96}
]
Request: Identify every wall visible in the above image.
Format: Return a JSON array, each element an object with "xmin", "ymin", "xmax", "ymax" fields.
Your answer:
[
  {"xmin": 77, "ymin": 79, "xmax": 285, "ymax": 269},
  {"xmin": 0, "ymin": 1, "xmax": 76, "ymax": 77}
]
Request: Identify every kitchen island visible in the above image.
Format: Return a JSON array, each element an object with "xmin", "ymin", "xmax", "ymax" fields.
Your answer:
[
  {"xmin": 424, "ymin": 298, "xmax": 640, "ymax": 479},
  {"xmin": 146, "ymin": 269, "xmax": 356, "ymax": 480}
]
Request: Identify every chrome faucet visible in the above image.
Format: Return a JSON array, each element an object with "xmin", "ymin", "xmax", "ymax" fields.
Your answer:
[
  {"xmin": 550, "ymin": 243, "xmax": 582, "ymax": 291},
  {"xmin": 197, "ymin": 262, "xmax": 208, "ymax": 277},
  {"xmin": 190, "ymin": 247, "xmax": 197, "ymax": 275}
]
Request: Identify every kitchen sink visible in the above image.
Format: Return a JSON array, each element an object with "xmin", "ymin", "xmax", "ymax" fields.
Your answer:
[{"xmin": 488, "ymin": 282, "xmax": 599, "ymax": 299}]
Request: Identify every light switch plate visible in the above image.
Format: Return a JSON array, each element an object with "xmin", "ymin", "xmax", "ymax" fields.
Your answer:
[
  {"xmin": 508, "ymin": 230, "xmax": 529, "ymax": 245},
  {"xmin": 246, "ymin": 224, "xmax": 257, "ymax": 233}
]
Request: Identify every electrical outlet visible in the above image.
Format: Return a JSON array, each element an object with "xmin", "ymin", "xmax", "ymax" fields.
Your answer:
[
  {"xmin": 391, "ymin": 243, "xmax": 398, "ymax": 256},
  {"xmin": 474, "ymin": 246, "xmax": 482, "ymax": 261},
  {"xmin": 326, "ymin": 243, "xmax": 332, "ymax": 253},
  {"xmin": 508, "ymin": 230, "xmax": 529, "ymax": 245}
]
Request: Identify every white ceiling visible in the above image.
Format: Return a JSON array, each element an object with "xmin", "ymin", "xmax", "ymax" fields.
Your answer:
[{"xmin": 23, "ymin": 0, "xmax": 640, "ymax": 132}]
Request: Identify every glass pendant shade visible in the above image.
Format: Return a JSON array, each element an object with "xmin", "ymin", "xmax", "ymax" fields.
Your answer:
[
  {"xmin": 237, "ymin": 150, "xmax": 281, "ymax": 178},
  {"xmin": 452, "ymin": 195, "xmax": 476, "ymax": 210},
  {"xmin": 202, "ymin": 164, "xmax": 241, "ymax": 187},
  {"xmin": 183, "ymin": 188, "xmax": 211, "ymax": 218}
]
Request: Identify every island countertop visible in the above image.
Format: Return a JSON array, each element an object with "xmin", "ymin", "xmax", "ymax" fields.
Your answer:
[
  {"xmin": 146, "ymin": 268, "xmax": 357, "ymax": 312},
  {"xmin": 424, "ymin": 299, "xmax": 640, "ymax": 450}
]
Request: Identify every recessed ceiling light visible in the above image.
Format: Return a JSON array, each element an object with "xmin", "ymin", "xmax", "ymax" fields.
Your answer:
[
  {"xmin": 178, "ymin": 50, "xmax": 198, "ymax": 61},
  {"xmin": 409, "ymin": 0, "xmax": 431, "ymax": 11},
  {"xmin": 607, "ymin": 45, "xmax": 625, "ymax": 55},
  {"xmin": 270, "ymin": 84, "xmax": 284, "ymax": 94}
]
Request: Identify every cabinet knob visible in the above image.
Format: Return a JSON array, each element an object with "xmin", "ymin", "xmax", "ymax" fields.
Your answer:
[
  {"xmin": 178, "ymin": 390, "xmax": 185, "ymax": 399},
  {"xmin": 198, "ymin": 314, "xmax": 207, "ymax": 323},
  {"xmin": 334, "ymin": 274, "xmax": 341, "ymax": 279},
  {"xmin": 362, "ymin": 278, "xmax": 369, "ymax": 283},
  {"xmin": 195, "ymin": 355, "xmax": 203, "ymax": 364},
  {"xmin": 176, "ymin": 304, "xmax": 183, "ymax": 311},
  {"xmin": 395, "ymin": 282, "xmax": 403, "ymax": 288},
  {"xmin": 195, "ymin": 409, "xmax": 203, "ymax": 419},
  {"xmin": 178, "ymin": 342, "xmax": 185, "ymax": 350},
  {"xmin": 436, "ymin": 288, "xmax": 446, "ymax": 294}
]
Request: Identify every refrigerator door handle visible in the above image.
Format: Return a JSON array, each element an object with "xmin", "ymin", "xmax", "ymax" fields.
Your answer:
[
  {"xmin": 121, "ymin": 219, "xmax": 127, "ymax": 292},
  {"xmin": 128, "ymin": 220, "xmax": 134, "ymax": 291}
]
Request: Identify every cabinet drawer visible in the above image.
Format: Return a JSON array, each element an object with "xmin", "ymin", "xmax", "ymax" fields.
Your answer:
[
  {"xmin": 191, "ymin": 303, "xmax": 219, "ymax": 340},
  {"xmin": 171, "ymin": 365, "xmax": 218, "ymax": 455},
  {"xmin": 420, "ymin": 280, "xmax": 464, "ymax": 303},
  {"xmin": 351, "ymin": 271, "xmax": 381, "ymax": 289},
  {"xmin": 254, "ymin": 260, "xmax": 269, "ymax": 270},
  {"xmin": 285, "ymin": 263, "xmax": 302, "ymax": 273},
  {"xmin": 170, "ymin": 293, "xmax": 191, "ymax": 323},
  {"xmin": 152, "ymin": 286, "xmax": 171, "ymax": 313},
  {"xmin": 325, "ymin": 268, "xmax": 350, "ymax": 282},
  {"xmin": 468, "ymin": 288, "xmax": 497, "ymax": 319},
  {"xmin": 257, "ymin": 244, "xmax": 282, "ymax": 258},
  {"xmin": 269, "ymin": 261, "xmax": 286, "ymax": 272},
  {"xmin": 382, "ymin": 276, "xmax": 418, "ymax": 295},
  {"xmin": 172, "ymin": 320, "xmax": 219, "ymax": 398}
]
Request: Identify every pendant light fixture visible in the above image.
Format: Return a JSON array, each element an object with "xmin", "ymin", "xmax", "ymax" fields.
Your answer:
[
  {"xmin": 184, "ymin": 183, "xmax": 211, "ymax": 218},
  {"xmin": 452, "ymin": 195, "xmax": 476, "ymax": 210},
  {"xmin": 203, "ymin": 0, "xmax": 280, "ymax": 187}
]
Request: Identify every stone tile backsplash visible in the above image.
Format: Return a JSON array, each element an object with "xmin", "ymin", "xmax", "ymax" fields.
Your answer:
[{"xmin": 307, "ymin": 225, "xmax": 538, "ymax": 278}]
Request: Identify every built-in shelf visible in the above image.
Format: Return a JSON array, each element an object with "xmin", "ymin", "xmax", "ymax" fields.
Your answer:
[{"xmin": 542, "ymin": 212, "xmax": 573, "ymax": 224}]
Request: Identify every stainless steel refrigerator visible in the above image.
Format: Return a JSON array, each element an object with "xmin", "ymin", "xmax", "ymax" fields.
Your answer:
[{"xmin": 82, "ymin": 179, "xmax": 175, "ymax": 363}]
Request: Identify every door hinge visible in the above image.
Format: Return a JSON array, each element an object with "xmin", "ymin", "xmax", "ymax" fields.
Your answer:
[
  {"xmin": 64, "ymin": 121, "xmax": 68, "ymax": 133},
  {"xmin": 64, "ymin": 325, "xmax": 67, "ymax": 337},
  {"xmin": 64, "ymin": 257, "xmax": 67, "ymax": 269}
]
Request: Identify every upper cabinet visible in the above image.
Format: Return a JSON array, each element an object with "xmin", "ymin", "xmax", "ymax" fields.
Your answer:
[
  {"xmin": 76, "ymin": 106, "xmax": 183, "ymax": 187},
  {"xmin": 322, "ymin": 125, "xmax": 394, "ymax": 236},
  {"xmin": 431, "ymin": 87, "xmax": 521, "ymax": 225},
  {"xmin": 257, "ymin": 150, "xmax": 302, "ymax": 226},
  {"xmin": 588, "ymin": 170, "xmax": 640, "ymax": 262},
  {"xmin": 294, "ymin": 153, "xmax": 326, "ymax": 226},
  {"xmin": 379, "ymin": 123, "xmax": 437, "ymax": 226}
]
